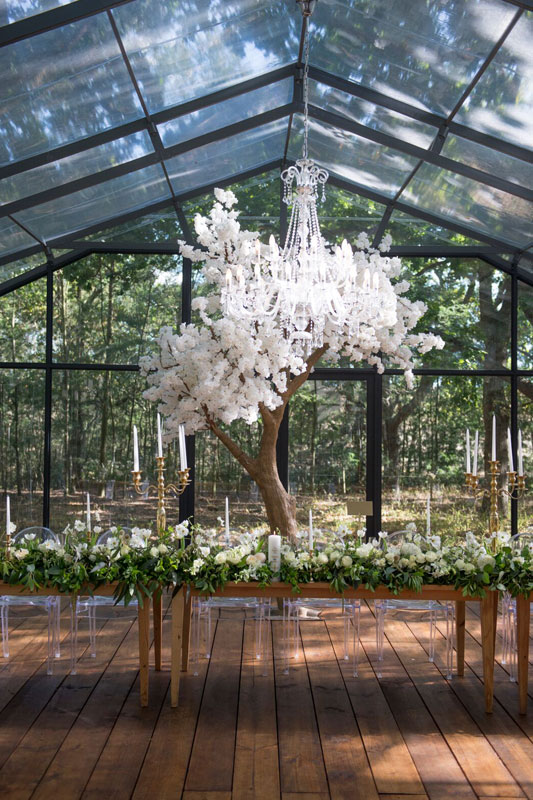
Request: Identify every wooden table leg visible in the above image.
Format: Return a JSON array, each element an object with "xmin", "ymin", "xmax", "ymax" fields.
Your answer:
[
  {"xmin": 138, "ymin": 599, "xmax": 150, "ymax": 707},
  {"xmin": 455, "ymin": 600, "xmax": 465, "ymax": 677},
  {"xmin": 517, "ymin": 594, "xmax": 530, "ymax": 715},
  {"xmin": 171, "ymin": 587, "xmax": 185, "ymax": 707},
  {"xmin": 153, "ymin": 591, "xmax": 163, "ymax": 671},
  {"xmin": 181, "ymin": 590, "xmax": 192, "ymax": 671},
  {"xmin": 481, "ymin": 591, "xmax": 497, "ymax": 713}
]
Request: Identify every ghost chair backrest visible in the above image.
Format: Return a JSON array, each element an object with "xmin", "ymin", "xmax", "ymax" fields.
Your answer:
[
  {"xmin": 510, "ymin": 531, "xmax": 533, "ymax": 552},
  {"xmin": 14, "ymin": 526, "xmax": 58, "ymax": 543},
  {"xmin": 96, "ymin": 527, "xmax": 133, "ymax": 546}
]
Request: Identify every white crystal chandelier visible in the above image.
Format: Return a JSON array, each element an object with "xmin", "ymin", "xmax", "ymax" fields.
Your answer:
[{"xmin": 221, "ymin": 4, "xmax": 398, "ymax": 358}]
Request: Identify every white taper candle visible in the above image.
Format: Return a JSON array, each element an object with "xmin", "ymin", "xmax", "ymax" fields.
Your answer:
[
  {"xmin": 179, "ymin": 424, "xmax": 188, "ymax": 470},
  {"xmin": 309, "ymin": 509, "xmax": 314, "ymax": 552},
  {"xmin": 6, "ymin": 495, "xmax": 10, "ymax": 538},
  {"xmin": 492, "ymin": 415, "xmax": 496, "ymax": 462},
  {"xmin": 157, "ymin": 413, "xmax": 163, "ymax": 458},
  {"xmin": 507, "ymin": 427, "xmax": 514, "ymax": 472},
  {"xmin": 518, "ymin": 429, "xmax": 524, "ymax": 476},
  {"xmin": 225, "ymin": 496, "xmax": 230, "ymax": 545},
  {"xmin": 86, "ymin": 492, "xmax": 91, "ymax": 532},
  {"xmin": 426, "ymin": 495, "xmax": 431, "ymax": 536},
  {"xmin": 466, "ymin": 429, "xmax": 471, "ymax": 473},
  {"xmin": 268, "ymin": 533, "xmax": 281, "ymax": 580},
  {"xmin": 133, "ymin": 425, "xmax": 140, "ymax": 472},
  {"xmin": 473, "ymin": 430, "xmax": 479, "ymax": 476}
]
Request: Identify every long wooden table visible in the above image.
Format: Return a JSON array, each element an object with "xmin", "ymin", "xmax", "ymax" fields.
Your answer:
[
  {"xmin": 171, "ymin": 582, "xmax": 500, "ymax": 713},
  {"xmin": 0, "ymin": 581, "xmax": 162, "ymax": 707}
]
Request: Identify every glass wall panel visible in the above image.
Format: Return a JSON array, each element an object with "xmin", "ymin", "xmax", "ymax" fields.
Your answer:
[
  {"xmin": 158, "ymin": 79, "xmax": 293, "ymax": 148},
  {"xmin": 53, "ymin": 253, "xmax": 182, "ymax": 364},
  {"xmin": 382, "ymin": 375, "xmax": 511, "ymax": 537},
  {"xmin": 398, "ymin": 258, "xmax": 511, "ymax": 370},
  {"xmin": 114, "ymin": 0, "xmax": 297, "ymax": 114},
  {"xmin": 50, "ymin": 369, "xmax": 175, "ymax": 533},
  {"xmin": 386, "ymin": 209, "xmax": 486, "ymax": 246},
  {"xmin": 82, "ymin": 207, "xmax": 182, "ymax": 243},
  {"xmin": 518, "ymin": 378, "xmax": 533, "ymax": 529},
  {"xmin": 518, "ymin": 280, "xmax": 533, "ymax": 370},
  {"xmin": 14, "ymin": 164, "xmax": 170, "ymax": 241},
  {"xmin": 442, "ymin": 135, "xmax": 533, "ymax": 191},
  {"xmin": 0, "ymin": 251, "xmax": 44, "ymax": 285},
  {"xmin": 456, "ymin": 10, "xmax": 533, "ymax": 151},
  {"xmin": 309, "ymin": 0, "xmax": 514, "ymax": 115},
  {"xmin": 403, "ymin": 163, "xmax": 533, "ymax": 247},
  {"xmin": 309, "ymin": 80, "xmax": 436, "ymax": 149},
  {"xmin": 519, "ymin": 252, "xmax": 533, "ymax": 278},
  {"xmin": 318, "ymin": 185, "xmax": 386, "ymax": 244},
  {"xmin": 195, "ymin": 421, "xmax": 264, "ymax": 532},
  {"xmin": 0, "ymin": 369, "xmax": 44, "ymax": 531},
  {"xmin": 0, "ymin": 217, "xmax": 38, "ymax": 260},
  {"xmin": 0, "ymin": 277, "xmax": 46, "ymax": 361},
  {"xmin": 289, "ymin": 380, "xmax": 367, "ymax": 531},
  {"xmin": 166, "ymin": 119, "xmax": 287, "ymax": 196},
  {"xmin": 289, "ymin": 115, "xmax": 419, "ymax": 197},
  {"xmin": 0, "ymin": 13, "xmax": 142, "ymax": 164},
  {"xmin": 3, "ymin": 131, "xmax": 154, "ymax": 204}
]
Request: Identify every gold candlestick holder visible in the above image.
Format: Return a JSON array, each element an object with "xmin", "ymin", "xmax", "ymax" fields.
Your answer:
[
  {"xmin": 465, "ymin": 461, "xmax": 527, "ymax": 536},
  {"xmin": 5, "ymin": 529, "xmax": 11, "ymax": 560},
  {"xmin": 132, "ymin": 455, "xmax": 191, "ymax": 535}
]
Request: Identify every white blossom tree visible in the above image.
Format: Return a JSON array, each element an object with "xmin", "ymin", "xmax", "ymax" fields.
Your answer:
[{"xmin": 141, "ymin": 188, "xmax": 444, "ymax": 539}]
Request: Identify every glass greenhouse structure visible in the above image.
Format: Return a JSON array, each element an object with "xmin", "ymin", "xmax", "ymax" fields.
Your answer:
[{"xmin": 1, "ymin": 0, "xmax": 532, "ymax": 539}]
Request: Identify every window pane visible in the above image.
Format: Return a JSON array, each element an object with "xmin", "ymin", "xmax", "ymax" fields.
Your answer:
[
  {"xmin": 518, "ymin": 280, "xmax": 533, "ymax": 370},
  {"xmin": 386, "ymin": 209, "xmax": 485, "ymax": 246},
  {"xmin": 395, "ymin": 257, "xmax": 511, "ymax": 370},
  {"xmin": 158, "ymin": 79, "xmax": 293, "ymax": 148},
  {"xmin": 0, "ymin": 217, "xmax": 38, "ymax": 260},
  {"xmin": 309, "ymin": 0, "xmax": 515, "ymax": 115},
  {"xmin": 81, "ymin": 206, "xmax": 182, "ymax": 243},
  {"xmin": 289, "ymin": 115, "xmax": 419, "ymax": 197},
  {"xmin": 0, "ymin": 368, "xmax": 44, "ymax": 530},
  {"xmin": 309, "ymin": 79, "xmax": 436, "ymax": 149},
  {"xmin": 1, "ymin": 0, "xmax": 77, "ymax": 24},
  {"xmin": 403, "ymin": 162, "xmax": 533, "ymax": 246},
  {"xmin": 289, "ymin": 380, "xmax": 367, "ymax": 531},
  {"xmin": 0, "ymin": 13, "xmax": 142, "ymax": 165},
  {"xmin": 0, "ymin": 278, "xmax": 46, "ymax": 361},
  {"xmin": 519, "ymin": 252, "xmax": 533, "ymax": 278},
  {"xmin": 53, "ymin": 252, "xmax": 182, "ymax": 364},
  {"xmin": 14, "ymin": 164, "xmax": 170, "ymax": 241},
  {"xmin": 114, "ymin": 0, "xmax": 297, "ymax": 114},
  {"xmin": 50, "ymin": 370, "xmax": 173, "ymax": 532},
  {"xmin": 382, "ymin": 375, "xmax": 511, "ymax": 537},
  {"xmin": 3, "ymin": 131, "xmax": 154, "ymax": 204},
  {"xmin": 518, "ymin": 379, "xmax": 533, "ymax": 529},
  {"xmin": 318, "ymin": 184, "xmax": 387, "ymax": 244},
  {"xmin": 441, "ymin": 135, "xmax": 533, "ymax": 191},
  {"xmin": 166, "ymin": 119, "xmax": 287, "ymax": 196},
  {"xmin": 0, "ymin": 251, "xmax": 44, "ymax": 284},
  {"xmin": 456, "ymin": 11, "xmax": 533, "ymax": 151}
]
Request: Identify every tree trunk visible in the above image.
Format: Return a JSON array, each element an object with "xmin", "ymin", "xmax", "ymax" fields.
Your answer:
[{"xmin": 255, "ymin": 459, "xmax": 297, "ymax": 539}]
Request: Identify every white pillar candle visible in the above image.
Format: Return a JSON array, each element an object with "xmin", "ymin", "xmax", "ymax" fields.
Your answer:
[
  {"xmin": 157, "ymin": 413, "xmax": 163, "ymax": 458},
  {"xmin": 426, "ymin": 495, "xmax": 431, "ymax": 536},
  {"xmin": 518, "ymin": 429, "xmax": 524, "ymax": 476},
  {"xmin": 309, "ymin": 509, "xmax": 314, "ymax": 551},
  {"xmin": 507, "ymin": 427, "xmax": 514, "ymax": 472},
  {"xmin": 268, "ymin": 533, "xmax": 281, "ymax": 580},
  {"xmin": 86, "ymin": 492, "xmax": 91, "ymax": 533},
  {"xmin": 492, "ymin": 414, "xmax": 496, "ymax": 462},
  {"xmin": 466, "ymin": 429, "xmax": 471, "ymax": 473},
  {"xmin": 6, "ymin": 495, "xmax": 10, "ymax": 538},
  {"xmin": 178, "ymin": 424, "xmax": 188, "ymax": 470},
  {"xmin": 473, "ymin": 430, "xmax": 479, "ymax": 476},
  {"xmin": 224, "ymin": 496, "xmax": 230, "ymax": 545},
  {"xmin": 133, "ymin": 425, "xmax": 140, "ymax": 472}
]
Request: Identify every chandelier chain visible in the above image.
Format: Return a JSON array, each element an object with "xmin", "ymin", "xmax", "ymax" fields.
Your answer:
[{"xmin": 303, "ymin": 20, "xmax": 310, "ymax": 160}]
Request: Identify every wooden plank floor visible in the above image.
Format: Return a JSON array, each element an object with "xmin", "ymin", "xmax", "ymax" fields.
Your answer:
[{"xmin": 0, "ymin": 599, "xmax": 532, "ymax": 800}]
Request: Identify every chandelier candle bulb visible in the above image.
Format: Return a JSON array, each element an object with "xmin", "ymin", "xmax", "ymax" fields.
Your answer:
[
  {"xmin": 507, "ymin": 428, "xmax": 514, "ymax": 472},
  {"xmin": 492, "ymin": 415, "xmax": 497, "ymax": 462},
  {"xmin": 466, "ymin": 429, "xmax": 471, "ymax": 474},
  {"xmin": 225, "ymin": 269, "xmax": 232, "ymax": 289},
  {"xmin": 157, "ymin": 413, "xmax": 163, "ymax": 458},
  {"xmin": 473, "ymin": 430, "xmax": 479, "ymax": 476},
  {"xmin": 373, "ymin": 272, "xmax": 379, "ymax": 290},
  {"xmin": 133, "ymin": 425, "xmax": 140, "ymax": 473},
  {"xmin": 268, "ymin": 533, "xmax": 281, "ymax": 579}
]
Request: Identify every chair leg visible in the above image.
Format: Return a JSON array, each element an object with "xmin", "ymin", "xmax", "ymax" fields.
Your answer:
[
  {"xmin": 445, "ymin": 602, "xmax": 454, "ymax": 680},
  {"xmin": 1, "ymin": 605, "xmax": 9, "ymax": 659},
  {"xmin": 375, "ymin": 603, "xmax": 385, "ymax": 677},
  {"xmin": 429, "ymin": 607, "xmax": 436, "ymax": 662},
  {"xmin": 352, "ymin": 602, "xmax": 360, "ymax": 678},
  {"xmin": 54, "ymin": 597, "xmax": 61, "ymax": 658},
  {"xmin": 191, "ymin": 597, "xmax": 201, "ymax": 677},
  {"xmin": 46, "ymin": 604, "xmax": 54, "ymax": 675},
  {"xmin": 89, "ymin": 606, "xmax": 96, "ymax": 658},
  {"xmin": 70, "ymin": 596, "xmax": 78, "ymax": 675}
]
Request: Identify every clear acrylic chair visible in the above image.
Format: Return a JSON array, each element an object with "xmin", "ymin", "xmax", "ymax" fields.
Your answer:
[
  {"xmin": 71, "ymin": 527, "xmax": 136, "ymax": 673},
  {"xmin": 501, "ymin": 532, "xmax": 533, "ymax": 682},
  {"xmin": 374, "ymin": 531, "xmax": 455, "ymax": 679},
  {"xmin": 0, "ymin": 527, "xmax": 61, "ymax": 675},
  {"xmin": 191, "ymin": 595, "xmax": 271, "ymax": 676}
]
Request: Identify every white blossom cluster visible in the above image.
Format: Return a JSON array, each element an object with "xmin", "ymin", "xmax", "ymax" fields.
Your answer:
[{"xmin": 141, "ymin": 188, "xmax": 444, "ymax": 441}]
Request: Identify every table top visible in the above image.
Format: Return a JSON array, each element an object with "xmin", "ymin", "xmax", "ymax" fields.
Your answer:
[{"xmin": 0, "ymin": 581, "xmax": 119, "ymax": 597}]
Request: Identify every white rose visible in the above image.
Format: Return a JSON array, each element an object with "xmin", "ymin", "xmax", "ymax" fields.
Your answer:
[
  {"xmin": 150, "ymin": 546, "xmax": 159, "ymax": 557},
  {"xmin": 317, "ymin": 552, "xmax": 329, "ymax": 565},
  {"xmin": 455, "ymin": 559, "xmax": 466, "ymax": 571},
  {"xmin": 356, "ymin": 542, "xmax": 373, "ymax": 558},
  {"xmin": 214, "ymin": 551, "xmax": 227, "ymax": 564},
  {"xmin": 477, "ymin": 553, "xmax": 495, "ymax": 571},
  {"xmin": 341, "ymin": 555, "xmax": 353, "ymax": 568},
  {"xmin": 329, "ymin": 550, "xmax": 342, "ymax": 562},
  {"xmin": 158, "ymin": 544, "xmax": 168, "ymax": 555}
]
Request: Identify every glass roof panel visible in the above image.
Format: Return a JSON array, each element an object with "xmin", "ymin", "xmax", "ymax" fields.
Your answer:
[
  {"xmin": 308, "ymin": 80, "xmax": 436, "ymax": 149},
  {"xmin": 113, "ymin": 0, "xmax": 298, "ymax": 115},
  {"xmin": 2, "ymin": 131, "xmax": 154, "ymax": 204},
  {"xmin": 0, "ymin": 12, "xmax": 142, "ymax": 165},
  {"xmin": 309, "ymin": 0, "xmax": 515, "ymax": 115},
  {"xmin": 12, "ymin": 164, "xmax": 170, "ymax": 241},
  {"xmin": 456, "ymin": 11, "xmax": 533, "ymax": 151},
  {"xmin": 158, "ymin": 78, "xmax": 293, "ymax": 148},
  {"xmin": 0, "ymin": 251, "xmax": 44, "ymax": 285},
  {"xmin": 82, "ymin": 206, "xmax": 182, "ymax": 242},
  {"xmin": 0, "ymin": 217, "xmax": 39, "ymax": 258},
  {"xmin": 0, "ymin": 1, "xmax": 77, "ymax": 24},
  {"xmin": 402, "ymin": 162, "xmax": 533, "ymax": 246},
  {"xmin": 519, "ymin": 251, "xmax": 533, "ymax": 277},
  {"xmin": 386, "ymin": 208, "xmax": 486, "ymax": 246},
  {"xmin": 289, "ymin": 115, "xmax": 419, "ymax": 197},
  {"xmin": 166, "ymin": 118, "xmax": 287, "ymax": 196},
  {"xmin": 441, "ymin": 134, "xmax": 533, "ymax": 190}
]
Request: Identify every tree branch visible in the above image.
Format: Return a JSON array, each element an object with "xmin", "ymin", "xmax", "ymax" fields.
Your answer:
[{"xmin": 202, "ymin": 405, "xmax": 257, "ymax": 478}]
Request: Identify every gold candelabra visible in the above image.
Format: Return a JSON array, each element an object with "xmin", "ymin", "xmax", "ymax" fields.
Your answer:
[
  {"xmin": 5, "ymin": 529, "xmax": 11, "ymax": 560},
  {"xmin": 465, "ymin": 461, "xmax": 527, "ymax": 535},
  {"xmin": 132, "ymin": 456, "xmax": 191, "ymax": 534}
]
